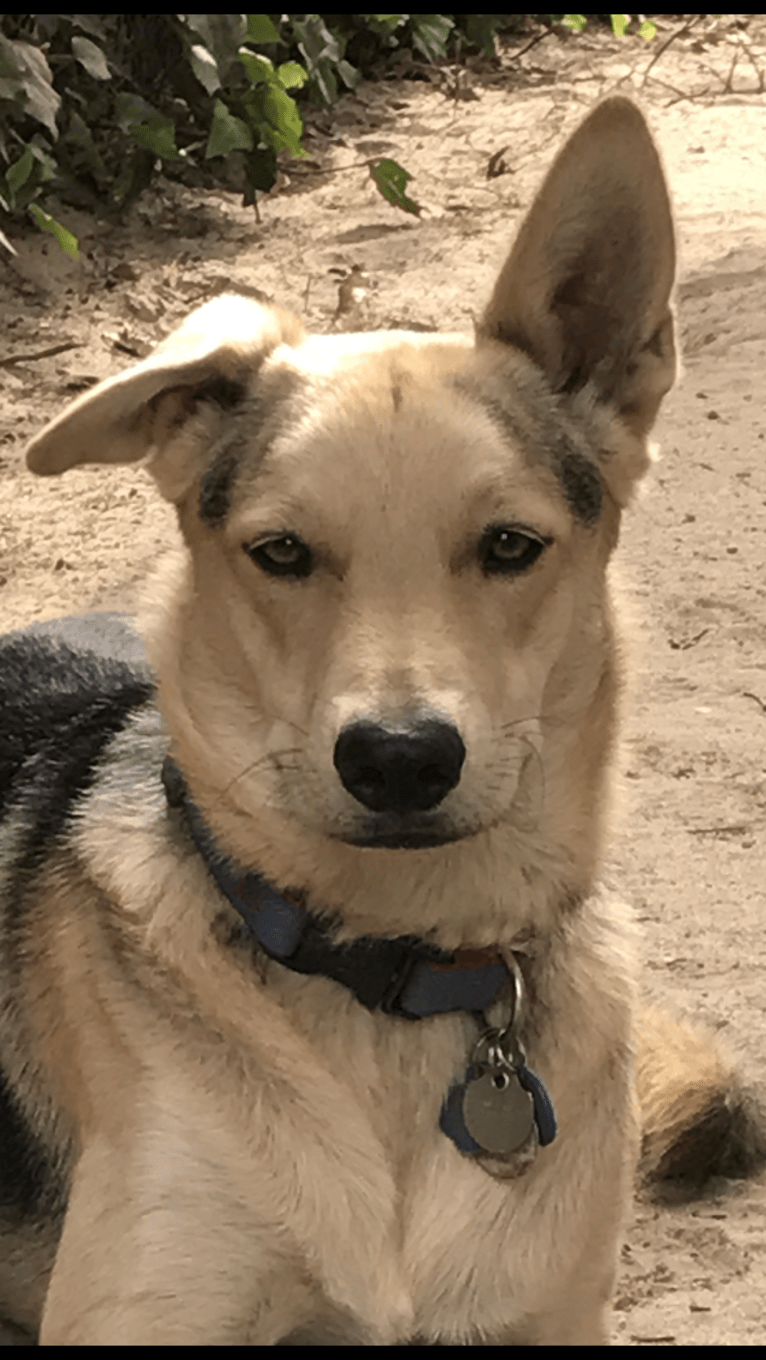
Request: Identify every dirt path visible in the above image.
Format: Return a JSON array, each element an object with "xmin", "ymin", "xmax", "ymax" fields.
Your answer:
[{"xmin": 2, "ymin": 17, "xmax": 765, "ymax": 1345}]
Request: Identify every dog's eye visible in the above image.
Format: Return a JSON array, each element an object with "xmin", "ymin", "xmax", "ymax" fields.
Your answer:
[
  {"xmin": 245, "ymin": 535, "xmax": 313, "ymax": 579},
  {"xmin": 479, "ymin": 526, "xmax": 547, "ymax": 576}
]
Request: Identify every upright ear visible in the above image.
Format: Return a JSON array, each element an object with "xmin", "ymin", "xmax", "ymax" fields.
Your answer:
[
  {"xmin": 26, "ymin": 296, "xmax": 305, "ymax": 487},
  {"xmin": 478, "ymin": 97, "xmax": 676, "ymax": 440}
]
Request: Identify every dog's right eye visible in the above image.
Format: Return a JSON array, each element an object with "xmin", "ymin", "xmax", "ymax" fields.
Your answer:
[
  {"xmin": 245, "ymin": 535, "xmax": 314, "ymax": 579},
  {"xmin": 479, "ymin": 525, "xmax": 548, "ymax": 577}
]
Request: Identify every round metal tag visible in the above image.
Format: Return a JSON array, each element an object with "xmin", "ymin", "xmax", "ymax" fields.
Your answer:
[{"xmin": 461, "ymin": 1068, "xmax": 536, "ymax": 1155}]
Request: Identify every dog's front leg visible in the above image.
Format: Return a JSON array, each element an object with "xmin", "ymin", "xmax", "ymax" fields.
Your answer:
[{"xmin": 39, "ymin": 1141, "xmax": 327, "ymax": 1345}]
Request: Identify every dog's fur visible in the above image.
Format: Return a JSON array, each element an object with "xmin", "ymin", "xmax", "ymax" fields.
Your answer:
[{"xmin": 1, "ymin": 97, "xmax": 762, "ymax": 1345}]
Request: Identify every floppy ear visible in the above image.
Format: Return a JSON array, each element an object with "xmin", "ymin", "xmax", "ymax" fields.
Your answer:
[
  {"xmin": 26, "ymin": 296, "xmax": 305, "ymax": 488},
  {"xmin": 479, "ymin": 97, "xmax": 676, "ymax": 443}
]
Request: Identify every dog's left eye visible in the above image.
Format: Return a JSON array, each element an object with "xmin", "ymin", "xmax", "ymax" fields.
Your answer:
[
  {"xmin": 479, "ymin": 526, "xmax": 548, "ymax": 576},
  {"xmin": 245, "ymin": 535, "xmax": 314, "ymax": 579}
]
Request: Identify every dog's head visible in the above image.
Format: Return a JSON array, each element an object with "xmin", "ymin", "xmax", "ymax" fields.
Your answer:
[{"xmin": 26, "ymin": 98, "xmax": 675, "ymax": 884}]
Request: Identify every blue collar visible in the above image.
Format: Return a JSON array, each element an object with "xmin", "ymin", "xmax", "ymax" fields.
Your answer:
[
  {"xmin": 162, "ymin": 757, "xmax": 510, "ymax": 1020},
  {"xmin": 162, "ymin": 757, "xmax": 557, "ymax": 1157}
]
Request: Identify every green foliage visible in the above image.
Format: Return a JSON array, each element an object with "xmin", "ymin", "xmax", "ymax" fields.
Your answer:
[
  {"xmin": 0, "ymin": 14, "xmax": 682, "ymax": 256},
  {"xmin": 369, "ymin": 158, "xmax": 420, "ymax": 216},
  {"xmin": 28, "ymin": 203, "xmax": 79, "ymax": 258},
  {"xmin": 0, "ymin": 14, "xmax": 527, "ymax": 253},
  {"xmin": 409, "ymin": 16, "xmax": 455, "ymax": 63},
  {"xmin": 0, "ymin": 15, "xmax": 319, "ymax": 251},
  {"xmin": 462, "ymin": 17, "xmax": 514, "ymax": 58},
  {"xmin": 290, "ymin": 15, "xmax": 358, "ymax": 104},
  {"xmin": 0, "ymin": 32, "xmax": 59, "ymax": 138},
  {"xmin": 560, "ymin": 15, "xmax": 658, "ymax": 41}
]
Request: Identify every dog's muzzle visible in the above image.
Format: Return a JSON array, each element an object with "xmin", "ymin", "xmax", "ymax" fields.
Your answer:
[{"xmin": 333, "ymin": 718, "xmax": 466, "ymax": 816}]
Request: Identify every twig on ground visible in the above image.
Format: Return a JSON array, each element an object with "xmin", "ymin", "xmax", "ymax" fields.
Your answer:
[
  {"xmin": 511, "ymin": 27, "xmax": 557, "ymax": 64},
  {"xmin": 641, "ymin": 15, "xmax": 705, "ymax": 88},
  {"xmin": 0, "ymin": 341, "xmax": 83, "ymax": 368}
]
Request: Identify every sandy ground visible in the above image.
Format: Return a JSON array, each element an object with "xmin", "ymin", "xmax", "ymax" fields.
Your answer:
[{"xmin": 1, "ymin": 16, "xmax": 765, "ymax": 1345}]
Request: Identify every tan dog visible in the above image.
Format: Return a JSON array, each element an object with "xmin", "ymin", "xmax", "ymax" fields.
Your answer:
[{"xmin": 1, "ymin": 97, "xmax": 761, "ymax": 1345}]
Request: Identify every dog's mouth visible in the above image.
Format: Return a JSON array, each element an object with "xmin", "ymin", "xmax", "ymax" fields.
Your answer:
[{"xmin": 334, "ymin": 814, "xmax": 478, "ymax": 851}]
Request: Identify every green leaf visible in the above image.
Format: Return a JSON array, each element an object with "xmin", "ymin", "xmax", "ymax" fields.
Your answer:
[
  {"xmin": 206, "ymin": 100, "xmax": 254, "ymax": 158},
  {"xmin": 291, "ymin": 15, "xmax": 341, "ymax": 102},
  {"xmin": 67, "ymin": 110, "xmax": 108, "ymax": 183},
  {"xmin": 5, "ymin": 141, "xmax": 54, "ymax": 209},
  {"xmin": 638, "ymin": 20, "xmax": 657, "ymax": 41},
  {"xmin": 71, "ymin": 35, "xmax": 110, "ymax": 81},
  {"xmin": 190, "ymin": 44, "xmax": 221, "ymax": 95},
  {"xmin": 130, "ymin": 118, "xmax": 179, "ymax": 160},
  {"xmin": 6, "ymin": 146, "xmax": 35, "ymax": 199},
  {"xmin": 276, "ymin": 61, "xmax": 307, "ymax": 91},
  {"xmin": 4, "ymin": 141, "xmax": 57, "ymax": 209},
  {"xmin": 239, "ymin": 49, "xmax": 274, "ymax": 84},
  {"xmin": 0, "ymin": 35, "xmax": 17, "ymax": 81},
  {"xmin": 463, "ymin": 16, "xmax": 504, "ymax": 57},
  {"xmin": 115, "ymin": 93, "xmax": 162, "ymax": 133},
  {"xmin": 291, "ymin": 15, "xmax": 341, "ymax": 64},
  {"xmin": 562, "ymin": 15, "xmax": 588, "ymax": 34},
  {"xmin": 246, "ymin": 15, "xmax": 281, "ymax": 45},
  {"xmin": 27, "ymin": 140, "xmax": 57, "ymax": 179},
  {"xmin": 310, "ymin": 61, "xmax": 337, "ymax": 105},
  {"xmin": 369, "ymin": 158, "xmax": 420, "ymax": 216},
  {"xmin": 262, "ymin": 84, "xmax": 303, "ymax": 156},
  {"xmin": 184, "ymin": 15, "xmax": 246, "ymax": 83},
  {"xmin": 0, "ymin": 37, "xmax": 60, "ymax": 136},
  {"xmin": 70, "ymin": 17, "xmax": 108, "ymax": 41},
  {"xmin": 366, "ymin": 16, "xmax": 408, "ymax": 40},
  {"xmin": 28, "ymin": 203, "xmax": 80, "ymax": 258},
  {"xmin": 337, "ymin": 59, "xmax": 360, "ymax": 90},
  {"xmin": 611, "ymin": 15, "xmax": 630, "ymax": 38},
  {"xmin": 410, "ymin": 15, "xmax": 454, "ymax": 62}
]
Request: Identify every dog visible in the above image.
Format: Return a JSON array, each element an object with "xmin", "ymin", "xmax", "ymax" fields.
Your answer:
[{"xmin": 1, "ymin": 96, "xmax": 763, "ymax": 1345}]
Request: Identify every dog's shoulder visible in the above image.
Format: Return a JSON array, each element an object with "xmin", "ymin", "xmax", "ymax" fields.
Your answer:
[{"xmin": 0, "ymin": 628, "xmax": 154, "ymax": 830}]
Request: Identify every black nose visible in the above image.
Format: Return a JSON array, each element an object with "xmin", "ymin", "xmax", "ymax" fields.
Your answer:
[{"xmin": 334, "ymin": 720, "xmax": 466, "ymax": 815}]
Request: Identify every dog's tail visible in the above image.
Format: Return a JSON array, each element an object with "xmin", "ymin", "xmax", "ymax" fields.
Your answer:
[{"xmin": 636, "ymin": 1008, "xmax": 766, "ymax": 1194}]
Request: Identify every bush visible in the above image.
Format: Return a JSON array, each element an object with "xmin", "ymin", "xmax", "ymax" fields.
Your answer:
[
  {"xmin": 0, "ymin": 15, "xmax": 665, "ymax": 255},
  {"xmin": 0, "ymin": 14, "xmax": 524, "ymax": 256}
]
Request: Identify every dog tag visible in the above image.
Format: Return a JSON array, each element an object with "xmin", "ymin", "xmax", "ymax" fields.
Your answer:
[
  {"xmin": 461, "ymin": 1061, "xmax": 536, "ymax": 1156},
  {"xmin": 439, "ymin": 957, "xmax": 556, "ymax": 1166}
]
